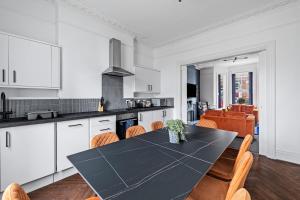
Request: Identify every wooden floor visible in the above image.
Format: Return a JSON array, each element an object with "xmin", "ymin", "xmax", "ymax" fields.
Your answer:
[{"xmin": 29, "ymin": 155, "xmax": 300, "ymax": 200}]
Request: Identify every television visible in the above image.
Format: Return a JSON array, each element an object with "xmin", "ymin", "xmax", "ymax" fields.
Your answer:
[{"xmin": 187, "ymin": 83, "xmax": 197, "ymax": 97}]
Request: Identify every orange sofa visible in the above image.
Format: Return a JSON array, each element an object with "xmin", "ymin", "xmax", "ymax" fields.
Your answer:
[
  {"xmin": 228, "ymin": 104, "xmax": 259, "ymax": 124},
  {"xmin": 202, "ymin": 110, "xmax": 255, "ymax": 137}
]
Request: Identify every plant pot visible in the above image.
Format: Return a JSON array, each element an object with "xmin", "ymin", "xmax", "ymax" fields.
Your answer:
[{"xmin": 168, "ymin": 130, "xmax": 180, "ymax": 144}]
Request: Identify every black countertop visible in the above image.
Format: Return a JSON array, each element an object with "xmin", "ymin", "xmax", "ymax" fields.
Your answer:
[
  {"xmin": 0, "ymin": 106, "xmax": 174, "ymax": 128},
  {"xmin": 68, "ymin": 126, "xmax": 237, "ymax": 200}
]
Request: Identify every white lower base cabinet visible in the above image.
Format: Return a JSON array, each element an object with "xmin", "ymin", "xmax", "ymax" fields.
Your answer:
[
  {"xmin": 139, "ymin": 109, "xmax": 174, "ymax": 132},
  {"xmin": 138, "ymin": 111, "xmax": 154, "ymax": 132},
  {"xmin": 57, "ymin": 119, "xmax": 89, "ymax": 171},
  {"xmin": 0, "ymin": 123, "xmax": 55, "ymax": 191}
]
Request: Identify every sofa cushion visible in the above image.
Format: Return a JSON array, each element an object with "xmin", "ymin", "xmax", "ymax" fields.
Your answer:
[
  {"xmin": 205, "ymin": 110, "xmax": 224, "ymax": 117},
  {"xmin": 224, "ymin": 111, "xmax": 246, "ymax": 118}
]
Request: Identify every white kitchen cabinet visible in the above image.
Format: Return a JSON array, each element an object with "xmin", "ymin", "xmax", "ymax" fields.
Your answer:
[
  {"xmin": 152, "ymin": 110, "xmax": 164, "ymax": 122},
  {"xmin": 135, "ymin": 66, "xmax": 160, "ymax": 94},
  {"xmin": 138, "ymin": 109, "xmax": 173, "ymax": 132},
  {"xmin": 57, "ymin": 119, "xmax": 89, "ymax": 171},
  {"xmin": 51, "ymin": 46, "xmax": 61, "ymax": 88},
  {"xmin": 0, "ymin": 34, "xmax": 8, "ymax": 86},
  {"xmin": 164, "ymin": 108, "xmax": 174, "ymax": 122},
  {"xmin": 89, "ymin": 115, "xmax": 116, "ymax": 147},
  {"xmin": 9, "ymin": 36, "xmax": 52, "ymax": 87},
  {"xmin": 0, "ymin": 123, "xmax": 55, "ymax": 191},
  {"xmin": 138, "ymin": 111, "xmax": 154, "ymax": 132}
]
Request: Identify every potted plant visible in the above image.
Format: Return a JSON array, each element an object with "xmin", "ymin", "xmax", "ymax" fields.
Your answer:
[
  {"xmin": 166, "ymin": 119, "xmax": 187, "ymax": 144},
  {"xmin": 237, "ymin": 98, "xmax": 246, "ymax": 104}
]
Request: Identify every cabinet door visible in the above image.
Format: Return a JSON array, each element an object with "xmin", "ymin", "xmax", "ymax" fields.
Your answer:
[
  {"xmin": 0, "ymin": 124, "xmax": 55, "ymax": 191},
  {"xmin": 135, "ymin": 67, "xmax": 150, "ymax": 92},
  {"xmin": 164, "ymin": 109, "xmax": 174, "ymax": 122},
  {"xmin": 57, "ymin": 119, "xmax": 89, "ymax": 171},
  {"xmin": 9, "ymin": 36, "xmax": 52, "ymax": 87},
  {"xmin": 138, "ymin": 111, "xmax": 153, "ymax": 132},
  {"xmin": 152, "ymin": 110, "xmax": 164, "ymax": 123},
  {"xmin": 148, "ymin": 69, "xmax": 161, "ymax": 93},
  {"xmin": 51, "ymin": 46, "xmax": 61, "ymax": 88},
  {"xmin": 0, "ymin": 34, "xmax": 8, "ymax": 86}
]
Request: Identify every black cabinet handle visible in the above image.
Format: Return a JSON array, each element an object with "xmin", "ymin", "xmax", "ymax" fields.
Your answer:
[
  {"xmin": 2, "ymin": 69, "xmax": 5, "ymax": 83},
  {"xmin": 98, "ymin": 120, "xmax": 110, "ymax": 123},
  {"xmin": 68, "ymin": 124, "xmax": 83, "ymax": 127},
  {"xmin": 139, "ymin": 113, "xmax": 143, "ymax": 121},
  {"xmin": 100, "ymin": 128, "xmax": 111, "ymax": 131},
  {"xmin": 13, "ymin": 70, "xmax": 16, "ymax": 83},
  {"xmin": 6, "ymin": 131, "xmax": 10, "ymax": 148}
]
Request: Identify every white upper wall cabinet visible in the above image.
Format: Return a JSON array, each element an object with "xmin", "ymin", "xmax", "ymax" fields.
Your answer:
[
  {"xmin": 135, "ymin": 66, "xmax": 160, "ymax": 94},
  {"xmin": 0, "ymin": 34, "xmax": 8, "ymax": 86},
  {"xmin": 51, "ymin": 46, "xmax": 61, "ymax": 88},
  {"xmin": 9, "ymin": 36, "xmax": 52, "ymax": 87},
  {"xmin": 0, "ymin": 32, "xmax": 61, "ymax": 89}
]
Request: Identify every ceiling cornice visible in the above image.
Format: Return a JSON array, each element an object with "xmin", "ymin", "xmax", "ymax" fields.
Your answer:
[
  {"xmin": 57, "ymin": 0, "xmax": 140, "ymax": 38},
  {"xmin": 154, "ymin": 0, "xmax": 299, "ymax": 47},
  {"xmin": 54, "ymin": 0, "xmax": 298, "ymax": 47}
]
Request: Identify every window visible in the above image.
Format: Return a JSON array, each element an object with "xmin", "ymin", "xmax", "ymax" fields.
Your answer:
[{"xmin": 232, "ymin": 72, "xmax": 253, "ymax": 104}]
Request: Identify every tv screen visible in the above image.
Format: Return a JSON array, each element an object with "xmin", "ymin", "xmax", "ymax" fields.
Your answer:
[{"xmin": 187, "ymin": 84, "xmax": 197, "ymax": 97}]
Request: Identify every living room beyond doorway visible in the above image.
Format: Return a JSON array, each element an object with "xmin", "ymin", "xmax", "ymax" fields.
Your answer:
[{"xmin": 185, "ymin": 53, "xmax": 260, "ymax": 154}]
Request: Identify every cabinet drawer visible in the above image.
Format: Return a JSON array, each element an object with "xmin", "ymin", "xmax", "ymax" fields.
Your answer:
[
  {"xmin": 90, "ymin": 123, "xmax": 116, "ymax": 145},
  {"xmin": 57, "ymin": 119, "xmax": 89, "ymax": 171},
  {"xmin": 90, "ymin": 115, "xmax": 116, "ymax": 127}
]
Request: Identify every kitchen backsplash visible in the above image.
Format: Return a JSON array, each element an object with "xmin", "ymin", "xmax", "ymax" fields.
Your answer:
[{"xmin": 4, "ymin": 98, "xmax": 174, "ymax": 119}]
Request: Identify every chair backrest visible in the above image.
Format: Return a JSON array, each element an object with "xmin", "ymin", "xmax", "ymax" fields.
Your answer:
[
  {"xmin": 225, "ymin": 152, "xmax": 254, "ymax": 200},
  {"xmin": 241, "ymin": 105, "xmax": 255, "ymax": 114},
  {"xmin": 230, "ymin": 104, "xmax": 242, "ymax": 112},
  {"xmin": 196, "ymin": 119, "xmax": 218, "ymax": 129},
  {"xmin": 233, "ymin": 135, "xmax": 253, "ymax": 172},
  {"xmin": 2, "ymin": 183, "xmax": 30, "ymax": 200},
  {"xmin": 126, "ymin": 125, "xmax": 146, "ymax": 139},
  {"xmin": 151, "ymin": 121, "xmax": 164, "ymax": 131},
  {"xmin": 231, "ymin": 188, "xmax": 251, "ymax": 200},
  {"xmin": 90, "ymin": 132, "xmax": 119, "ymax": 148}
]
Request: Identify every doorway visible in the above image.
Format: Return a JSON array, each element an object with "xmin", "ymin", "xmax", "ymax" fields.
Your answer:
[{"xmin": 180, "ymin": 41, "xmax": 276, "ymax": 159}]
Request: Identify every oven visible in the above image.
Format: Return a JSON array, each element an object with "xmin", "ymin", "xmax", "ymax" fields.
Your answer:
[{"xmin": 116, "ymin": 112, "xmax": 138, "ymax": 140}]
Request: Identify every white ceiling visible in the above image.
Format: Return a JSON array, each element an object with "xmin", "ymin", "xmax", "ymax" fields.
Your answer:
[{"xmin": 64, "ymin": 0, "xmax": 294, "ymax": 47}]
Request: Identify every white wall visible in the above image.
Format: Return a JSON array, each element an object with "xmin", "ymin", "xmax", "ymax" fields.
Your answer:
[
  {"xmin": 0, "ymin": 0, "xmax": 150, "ymax": 99},
  {"xmin": 199, "ymin": 68, "xmax": 214, "ymax": 105},
  {"xmin": 154, "ymin": 1, "xmax": 300, "ymax": 164}
]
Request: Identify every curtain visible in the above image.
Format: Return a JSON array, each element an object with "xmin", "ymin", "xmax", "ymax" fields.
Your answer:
[
  {"xmin": 249, "ymin": 72, "xmax": 253, "ymax": 105},
  {"xmin": 232, "ymin": 74, "xmax": 236, "ymax": 104}
]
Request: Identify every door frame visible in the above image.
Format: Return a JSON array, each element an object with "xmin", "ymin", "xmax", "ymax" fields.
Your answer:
[{"xmin": 180, "ymin": 41, "xmax": 276, "ymax": 159}]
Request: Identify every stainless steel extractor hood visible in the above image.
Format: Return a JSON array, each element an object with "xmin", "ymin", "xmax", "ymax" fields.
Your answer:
[{"xmin": 102, "ymin": 38, "xmax": 134, "ymax": 77}]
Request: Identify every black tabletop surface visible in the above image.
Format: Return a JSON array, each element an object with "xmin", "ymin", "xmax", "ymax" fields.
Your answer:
[{"xmin": 68, "ymin": 126, "xmax": 237, "ymax": 200}]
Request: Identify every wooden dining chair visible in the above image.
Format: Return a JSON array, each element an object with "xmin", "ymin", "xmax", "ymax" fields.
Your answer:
[
  {"xmin": 186, "ymin": 151, "xmax": 253, "ymax": 200},
  {"xmin": 126, "ymin": 125, "xmax": 146, "ymax": 139},
  {"xmin": 2, "ymin": 183, "xmax": 30, "ymax": 200},
  {"xmin": 151, "ymin": 121, "xmax": 164, "ymax": 131},
  {"xmin": 208, "ymin": 135, "xmax": 253, "ymax": 181},
  {"xmin": 196, "ymin": 118, "xmax": 218, "ymax": 129},
  {"xmin": 90, "ymin": 132, "xmax": 119, "ymax": 148},
  {"xmin": 231, "ymin": 188, "xmax": 251, "ymax": 200}
]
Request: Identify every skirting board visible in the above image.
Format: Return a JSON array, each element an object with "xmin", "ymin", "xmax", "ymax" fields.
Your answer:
[{"xmin": 276, "ymin": 150, "xmax": 300, "ymax": 165}]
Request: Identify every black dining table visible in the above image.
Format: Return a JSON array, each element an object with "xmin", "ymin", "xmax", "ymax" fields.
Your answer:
[{"xmin": 68, "ymin": 125, "xmax": 237, "ymax": 200}]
